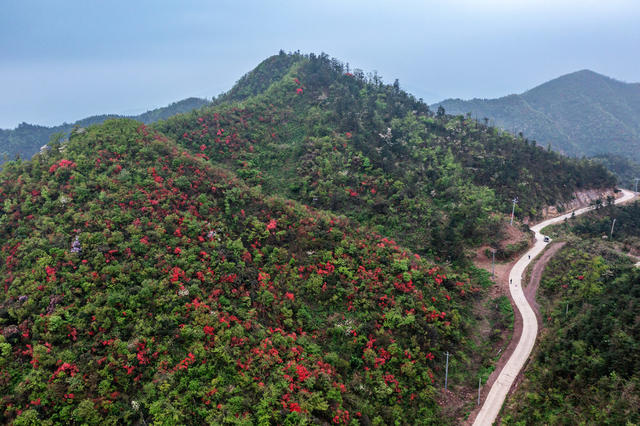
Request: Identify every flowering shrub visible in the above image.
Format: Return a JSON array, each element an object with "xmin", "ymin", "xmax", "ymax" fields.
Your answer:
[
  {"xmin": 158, "ymin": 53, "xmax": 613, "ymax": 265},
  {"xmin": 0, "ymin": 119, "xmax": 485, "ymax": 424}
]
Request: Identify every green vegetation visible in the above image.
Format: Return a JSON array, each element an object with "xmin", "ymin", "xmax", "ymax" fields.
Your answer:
[
  {"xmin": 502, "ymin": 202, "xmax": 640, "ymax": 424},
  {"xmin": 0, "ymin": 97, "xmax": 210, "ymax": 163},
  {"xmin": 434, "ymin": 70, "xmax": 640, "ymax": 164},
  {"xmin": 502, "ymin": 243, "xmax": 640, "ymax": 424},
  {"xmin": 0, "ymin": 119, "xmax": 499, "ymax": 424},
  {"xmin": 157, "ymin": 52, "xmax": 614, "ymax": 262},
  {"xmin": 571, "ymin": 201, "xmax": 640, "ymax": 240},
  {"xmin": 0, "ymin": 52, "xmax": 621, "ymax": 423},
  {"xmin": 485, "ymin": 239, "xmax": 530, "ymax": 262},
  {"xmin": 494, "ymin": 296, "xmax": 514, "ymax": 332},
  {"xmin": 591, "ymin": 153, "xmax": 640, "ymax": 188},
  {"xmin": 544, "ymin": 201, "xmax": 640, "ymax": 250}
]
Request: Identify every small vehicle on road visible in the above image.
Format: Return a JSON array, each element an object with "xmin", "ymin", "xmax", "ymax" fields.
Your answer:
[{"xmin": 543, "ymin": 236, "xmax": 550, "ymax": 243}]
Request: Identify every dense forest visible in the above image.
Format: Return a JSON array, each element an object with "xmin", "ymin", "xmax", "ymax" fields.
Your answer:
[
  {"xmin": 592, "ymin": 153, "xmax": 640, "ymax": 189},
  {"xmin": 0, "ymin": 52, "xmax": 622, "ymax": 424},
  {"xmin": 0, "ymin": 98, "xmax": 210, "ymax": 163},
  {"xmin": 433, "ymin": 69, "xmax": 640, "ymax": 164},
  {"xmin": 157, "ymin": 52, "xmax": 615, "ymax": 262}
]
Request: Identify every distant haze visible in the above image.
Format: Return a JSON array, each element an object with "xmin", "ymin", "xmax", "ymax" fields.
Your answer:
[
  {"xmin": 433, "ymin": 69, "xmax": 640, "ymax": 162},
  {"xmin": 1, "ymin": 0, "xmax": 639, "ymax": 128}
]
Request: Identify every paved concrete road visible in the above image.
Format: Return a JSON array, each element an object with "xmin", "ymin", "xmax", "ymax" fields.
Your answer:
[{"xmin": 473, "ymin": 189, "xmax": 637, "ymax": 426}]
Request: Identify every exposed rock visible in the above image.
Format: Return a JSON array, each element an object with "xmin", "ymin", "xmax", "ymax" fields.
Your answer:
[{"xmin": 540, "ymin": 188, "xmax": 617, "ymax": 219}]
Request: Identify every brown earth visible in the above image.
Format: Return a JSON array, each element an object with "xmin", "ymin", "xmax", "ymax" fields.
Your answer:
[
  {"xmin": 474, "ymin": 223, "xmax": 532, "ymax": 299},
  {"xmin": 539, "ymin": 188, "xmax": 618, "ymax": 220},
  {"xmin": 522, "ymin": 242, "xmax": 566, "ymax": 327}
]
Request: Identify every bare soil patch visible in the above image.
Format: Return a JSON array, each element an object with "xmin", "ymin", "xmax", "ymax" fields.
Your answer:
[{"xmin": 474, "ymin": 224, "xmax": 531, "ymax": 298}]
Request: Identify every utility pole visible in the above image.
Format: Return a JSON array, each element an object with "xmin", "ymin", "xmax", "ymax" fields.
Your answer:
[
  {"xmin": 610, "ymin": 218, "xmax": 616, "ymax": 239},
  {"xmin": 491, "ymin": 249, "xmax": 496, "ymax": 279},
  {"xmin": 510, "ymin": 197, "xmax": 518, "ymax": 226},
  {"xmin": 444, "ymin": 352, "xmax": 450, "ymax": 391},
  {"xmin": 634, "ymin": 178, "xmax": 639, "ymax": 193},
  {"xmin": 477, "ymin": 375, "xmax": 482, "ymax": 406}
]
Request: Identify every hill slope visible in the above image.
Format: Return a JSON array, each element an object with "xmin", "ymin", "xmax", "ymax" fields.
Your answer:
[
  {"xmin": 158, "ymin": 53, "xmax": 615, "ymax": 261},
  {"xmin": 433, "ymin": 70, "xmax": 640, "ymax": 162},
  {"xmin": 0, "ymin": 53, "xmax": 620, "ymax": 423},
  {"xmin": 0, "ymin": 97, "xmax": 211, "ymax": 162},
  {"xmin": 0, "ymin": 118, "xmax": 498, "ymax": 424}
]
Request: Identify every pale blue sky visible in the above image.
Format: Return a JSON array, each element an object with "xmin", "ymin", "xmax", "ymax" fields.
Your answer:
[{"xmin": 1, "ymin": 0, "xmax": 639, "ymax": 128}]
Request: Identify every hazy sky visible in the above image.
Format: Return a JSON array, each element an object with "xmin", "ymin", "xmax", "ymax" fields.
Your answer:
[{"xmin": 1, "ymin": 0, "xmax": 639, "ymax": 128}]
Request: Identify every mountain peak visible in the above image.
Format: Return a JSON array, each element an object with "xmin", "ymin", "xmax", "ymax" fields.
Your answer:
[
  {"xmin": 568, "ymin": 69, "xmax": 602, "ymax": 77},
  {"xmin": 433, "ymin": 69, "xmax": 640, "ymax": 162},
  {"xmin": 534, "ymin": 68, "xmax": 619, "ymax": 88}
]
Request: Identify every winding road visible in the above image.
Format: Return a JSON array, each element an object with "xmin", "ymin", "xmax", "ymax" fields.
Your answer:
[{"xmin": 473, "ymin": 188, "xmax": 637, "ymax": 426}]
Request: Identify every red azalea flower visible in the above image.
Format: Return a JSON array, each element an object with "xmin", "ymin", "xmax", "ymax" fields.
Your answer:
[{"xmin": 289, "ymin": 402, "xmax": 302, "ymax": 412}]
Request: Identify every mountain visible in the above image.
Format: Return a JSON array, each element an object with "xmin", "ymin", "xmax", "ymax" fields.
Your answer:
[
  {"xmin": 0, "ymin": 52, "xmax": 618, "ymax": 424},
  {"xmin": 432, "ymin": 70, "xmax": 640, "ymax": 163},
  {"xmin": 157, "ymin": 52, "xmax": 615, "ymax": 261},
  {"xmin": 0, "ymin": 97, "xmax": 211, "ymax": 162}
]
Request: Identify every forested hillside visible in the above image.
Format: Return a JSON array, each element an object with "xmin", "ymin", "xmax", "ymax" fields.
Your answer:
[
  {"xmin": 158, "ymin": 52, "xmax": 615, "ymax": 261},
  {"xmin": 0, "ymin": 97, "xmax": 210, "ymax": 163},
  {"xmin": 0, "ymin": 119, "xmax": 498, "ymax": 424},
  {"xmin": 592, "ymin": 153, "xmax": 640, "ymax": 189},
  {"xmin": 433, "ymin": 70, "xmax": 640, "ymax": 163}
]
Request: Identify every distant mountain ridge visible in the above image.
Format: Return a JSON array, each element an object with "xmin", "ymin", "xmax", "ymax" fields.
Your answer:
[
  {"xmin": 0, "ymin": 97, "xmax": 211, "ymax": 161},
  {"xmin": 432, "ymin": 70, "xmax": 640, "ymax": 162}
]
